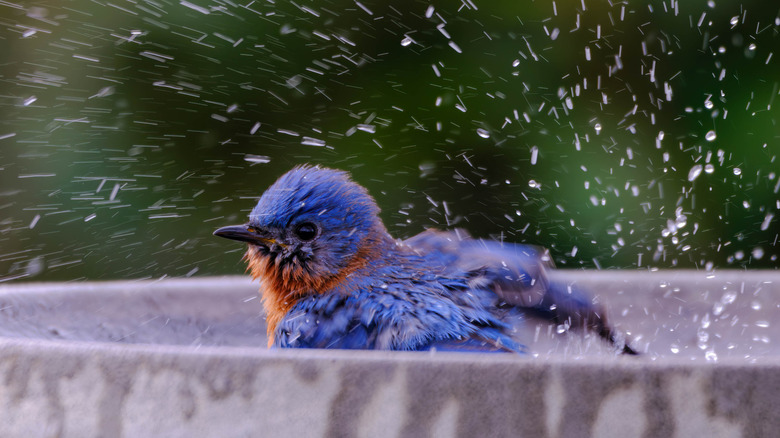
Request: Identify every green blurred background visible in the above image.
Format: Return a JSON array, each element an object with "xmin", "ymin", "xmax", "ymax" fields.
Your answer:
[{"xmin": 1, "ymin": 0, "xmax": 778, "ymax": 282}]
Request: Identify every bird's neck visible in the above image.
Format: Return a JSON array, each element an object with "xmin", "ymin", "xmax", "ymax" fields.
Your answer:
[{"xmin": 246, "ymin": 227, "xmax": 394, "ymax": 345}]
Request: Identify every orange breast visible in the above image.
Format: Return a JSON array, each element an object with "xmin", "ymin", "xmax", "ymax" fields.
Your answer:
[{"xmin": 243, "ymin": 239, "xmax": 384, "ymax": 347}]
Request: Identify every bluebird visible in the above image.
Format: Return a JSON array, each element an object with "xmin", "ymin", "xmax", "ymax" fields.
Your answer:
[{"xmin": 214, "ymin": 165, "xmax": 636, "ymax": 354}]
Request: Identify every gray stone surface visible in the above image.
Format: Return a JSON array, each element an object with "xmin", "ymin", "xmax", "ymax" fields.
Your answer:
[{"xmin": 0, "ymin": 271, "xmax": 778, "ymax": 437}]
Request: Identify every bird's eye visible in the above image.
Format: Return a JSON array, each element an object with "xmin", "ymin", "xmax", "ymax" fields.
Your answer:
[{"xmin": 294, "ymin": 222, "xmax": 318, "ymax": 241}]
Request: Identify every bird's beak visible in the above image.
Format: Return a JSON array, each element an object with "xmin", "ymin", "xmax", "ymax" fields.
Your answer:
[{"xmin": 213, "ymin": 224, "xmax": 274, "ymax": 246}]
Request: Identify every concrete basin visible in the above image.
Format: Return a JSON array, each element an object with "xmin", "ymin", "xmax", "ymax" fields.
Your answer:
[{"xmin": 0, "ymin": 271, "xmax": 778, "ymax": 437}]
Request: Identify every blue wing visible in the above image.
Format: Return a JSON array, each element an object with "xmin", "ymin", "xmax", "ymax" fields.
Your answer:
[
  {"xmin": 274, "ymin": 272, "xmax": 527, "ymax": 354},
  {"xmin": 404, "ymin": 229, "xmax": 637, "ymax": 354}
]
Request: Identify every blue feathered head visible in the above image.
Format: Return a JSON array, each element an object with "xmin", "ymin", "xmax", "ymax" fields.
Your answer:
[{"xmin": 215, "ymin": 165, "xmax": 388, "ymax": 293}]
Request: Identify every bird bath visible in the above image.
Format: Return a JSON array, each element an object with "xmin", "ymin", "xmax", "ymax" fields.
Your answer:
[{"xmin": 0, "ymin": 271, "xmax": 778, "ymax": 437}]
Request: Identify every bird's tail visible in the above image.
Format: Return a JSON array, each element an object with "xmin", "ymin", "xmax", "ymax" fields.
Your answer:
[
  {"xmin": 459, "ymin": 239, "xmax": 638, "ymax": 354},
  {"xmin": 524, "ymin": 279, "xmax": 638, "ymax": 355}
]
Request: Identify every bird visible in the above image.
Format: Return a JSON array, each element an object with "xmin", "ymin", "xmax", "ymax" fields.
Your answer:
[{"xmin": 214, "ymin": 165, "xmax": 637, "ymax": 354}]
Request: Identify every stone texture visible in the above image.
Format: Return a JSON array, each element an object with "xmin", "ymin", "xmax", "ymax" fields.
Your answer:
[{"xmin": 0, "ymin": 271, "xmax": 777, "ymax": 437}]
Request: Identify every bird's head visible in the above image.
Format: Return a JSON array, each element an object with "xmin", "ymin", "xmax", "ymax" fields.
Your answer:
[{"xmin": 214, "ymin": 165, "xmax": 388, "ymax": 297}]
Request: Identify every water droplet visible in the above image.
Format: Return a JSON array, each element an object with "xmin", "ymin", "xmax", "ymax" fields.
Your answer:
[
  {"xmin": 756, "ymin": 320, "xmax": 770, "ymax": 328},
  {"xmin": 754, "ymin": 336, "xmax": 770, "ymax": 344},
  {"xmin": 476, "ymin": 128, "xmax": 490, "ymax": 138},
  {"xmin": 705, "ymin": 130, "xmax": 716, "ymax": 141},
  {"xmin": 704, "ymin": 164, "xmax": 715, "ymax": 174},
  {"xmin": 357, "ymin": 124, "xmax": 376, "ymax": 133},
  {"xmin": 752, "ymin": 247, "xmax": 764, "ymax": 260},
  {"xmin": 733, "ymin": 167, "xmax": 742, "ymax": 176},
  {"xmin": 594, "ymin": 123, "xmax": 602, "ymax": 134},
  {"xmin": 528, "ymin": 179, "xmax": 541, "ymax": 189},
  {"xmin": 697, "ymin": 328, "xmax": 709, "ymax": 346},
  {"xmin": 730, "ymin": 16, "xmax": 739, "ymax": 26},
  {"xmin": 301, "ymin": 137, "xmax": 326, "ymax": 147},
  {"xmin": 670, "ymin": 344, "xmax": 680, "ymax": 354},
  {"xmin": 25, "ymin": 256, "xmax": 45, "ymax": 276},
  {"xmin": 760, "ymin": 213, "xmax": 774, "ymax": 231},
  {"xmin": 688, "ymin": 165, "xmax": 703, "ymax": 182},
  {"xmin": 701, "ymin": 313, "xmax": 711, "ymax": 329},
  {"xmin": 705, "ymin": 349, "xmax": 718, "ymax": 362},
  {"xmin": 400, "ymin": 36, "xmax": 413, "ymax": 47},
  {"xmin": 244, "ymin": 154, "xmax": 271, "ymax": 164},
  {"xmin": 704, "ymin": 100, "xmax": 714, "ymax": 109}
]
